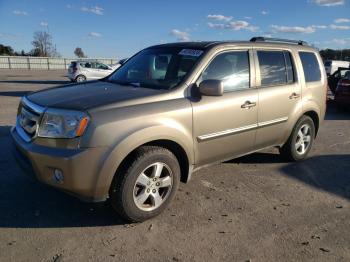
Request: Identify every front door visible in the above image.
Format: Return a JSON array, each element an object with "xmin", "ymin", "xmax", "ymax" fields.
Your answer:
[{"xmin": 191, "ymin": 50, "xmax": 258, "ymax": 165}]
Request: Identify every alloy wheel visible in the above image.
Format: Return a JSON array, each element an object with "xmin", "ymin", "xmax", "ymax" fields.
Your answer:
[{"xmin": 133, "ymin": 162, "xmax": 173, "ymax": 211}]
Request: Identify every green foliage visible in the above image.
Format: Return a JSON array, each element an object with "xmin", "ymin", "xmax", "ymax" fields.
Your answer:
[
  {"xmin": 320, "ymin": 49, "xmax": 350, "ymax": 62},
  {"xmin": 0, "ymin": 44, "xmax": 14, "ymax": 55}
]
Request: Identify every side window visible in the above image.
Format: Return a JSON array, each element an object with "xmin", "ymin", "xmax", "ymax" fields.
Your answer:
[
  {"xmin": 96, "ymin": 63, "xmax": 109, "ymax": 70},
  {"xmin": 200, "ymin": 51, "xmax": 250, "ymax": 92},
  {"xmin": 299, "ymin": 52, "xmax": 321, "ymax": 82},
  {"xmin": 257, "ymin": 50, "xmax": 296, "ymax": 86},
  {"xmin": 258, "ymin": 51, "xmax": 285, "ymax": 86}
]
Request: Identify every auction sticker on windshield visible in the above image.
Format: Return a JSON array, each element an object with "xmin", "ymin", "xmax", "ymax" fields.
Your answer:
[{"xmin": 179, "ymin": 49, "xmax": 203, "ymax": 57}]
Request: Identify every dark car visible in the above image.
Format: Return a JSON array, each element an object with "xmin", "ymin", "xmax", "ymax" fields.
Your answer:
[
  {"xmin": 335, "ymin": 71, "xmax": 350, "ymax": 109},
  {"xmin": 328, "ymin": 67, "xmax": 350, "ymax": 95}
]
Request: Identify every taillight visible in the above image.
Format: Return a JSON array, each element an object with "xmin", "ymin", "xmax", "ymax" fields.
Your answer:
[
  {"xmin": 339, "ymin": 79, "xmax": 350, "ymax": 87},
  {"xmin": 336, "ymin": 79, "xmax": 350, "ymax": 93},
  {"xmin": 72, "ymin": 67, "xmax": 77, "ymax": 73}
]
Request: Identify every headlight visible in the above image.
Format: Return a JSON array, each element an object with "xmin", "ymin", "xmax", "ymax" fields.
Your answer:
[{"xmin": 38, "ymin": 108, "xmax": 89, "ymax": 138}]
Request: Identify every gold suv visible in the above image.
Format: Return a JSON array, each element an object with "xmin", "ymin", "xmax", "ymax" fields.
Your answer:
[{"xmin": 12, "ymin": 37, "xmax": 327, "ymax": 222}]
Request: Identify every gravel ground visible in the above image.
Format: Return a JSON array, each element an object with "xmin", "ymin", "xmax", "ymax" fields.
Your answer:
[{"xmin": 0, "ymin": 70, "xmax": 349, "ymax": 262}]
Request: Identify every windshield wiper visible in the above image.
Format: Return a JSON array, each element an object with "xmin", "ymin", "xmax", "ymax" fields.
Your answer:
[{"xmin": 107, "ymin": 79, "xmax": 142, "ymax": 87}]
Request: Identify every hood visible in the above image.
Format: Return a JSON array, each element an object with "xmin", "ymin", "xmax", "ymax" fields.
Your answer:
[{"xmin": 27, "ymin": 81, "xmax": 166, "ymax": 111}]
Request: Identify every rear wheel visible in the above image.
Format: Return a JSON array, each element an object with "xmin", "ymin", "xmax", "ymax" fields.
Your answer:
[
  {"xmin": 109, "ymin": 146, "xmax": 180, "ymax": 222},
  {"xmin": 279, "ymin": 115, "xmax": 315, "ymax": 161},
  {"xmin": 75, "ymin": 75, "xmax": 86, "ymax": 82}
]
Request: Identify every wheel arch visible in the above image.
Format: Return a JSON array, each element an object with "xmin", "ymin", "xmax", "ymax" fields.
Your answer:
[
  {"xmin": 93, "ymin": 126, "xmax": 194, "ymax": 200},
  {"xmin": 303, "ymin": 110, "xmax": 320, "ymax": 137}
]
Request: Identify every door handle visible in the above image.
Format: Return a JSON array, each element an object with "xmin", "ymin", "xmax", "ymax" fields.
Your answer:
[
  {"xmin": 289, "ymin": 93, "xmax": 300, "ymax": 99},
  {"xmin": 241, "ymin": 101, "xmax": 256, "ymax": 109}
]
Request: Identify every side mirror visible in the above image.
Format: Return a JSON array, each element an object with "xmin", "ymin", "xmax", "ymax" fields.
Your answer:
[
  {"xmin": 119, "ymin": 58, "xmax": 127, "ymax": 65},
  {"xmin": 199, "ymin": 80, "xmax": 224, "ymax": 96}
]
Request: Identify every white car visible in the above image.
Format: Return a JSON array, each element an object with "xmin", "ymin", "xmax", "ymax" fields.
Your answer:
[
  {"xmin": 324, "ymin": 60, "xmax": 350, "ymax": 76},
  {"xmin": 67, "ymin": 60, "xmax": 121, "ymax": 82}
]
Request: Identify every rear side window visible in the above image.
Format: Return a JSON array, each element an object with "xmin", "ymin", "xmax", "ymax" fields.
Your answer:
[
  {"xmin": 257, "ymin": 51, "xmax": 295, "ymax": 86},
  {"xmin": 299, "ymin": 52, "xmax": 321, "ymax": 82},
  {"xmin": 324, "ymin": 61, "xmax": 331, "ymax": 67}
]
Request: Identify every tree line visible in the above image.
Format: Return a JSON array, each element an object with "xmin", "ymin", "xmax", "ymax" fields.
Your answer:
[
  {"xmin": 319, "ymin": 49, "xmax": 350, "ymax": 62},
  {"xmin": 0, "ymin": 30, "xmax": 87, "ymax": 58},
  {"xmin": 1, "ymin": 32, "xmax": 349, "ymax": 61}
]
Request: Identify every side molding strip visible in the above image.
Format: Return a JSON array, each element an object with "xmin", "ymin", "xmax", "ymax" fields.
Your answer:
[
  {"xmin": 258, "ymin": 117, "xmax": 289, "ymax": 128},
  {"xmin": 197, "ymin": 117, "xmax": 288, "ymax": 142},
  {"xmin": 197, "ymin": 124, "xmax": 258, "ymax": 142}
]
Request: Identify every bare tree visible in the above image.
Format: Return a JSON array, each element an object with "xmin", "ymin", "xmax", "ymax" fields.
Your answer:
[
  {"xmin": 74, "ymin": 47, "xmax": 86, "ymax": 58},
  {"xmin": 31, "ymin": 31, "xmax": 56, "ymax": 57}
]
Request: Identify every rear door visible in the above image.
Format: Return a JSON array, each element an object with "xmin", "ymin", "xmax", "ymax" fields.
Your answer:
[
  {"xmin": 79, "ymin": 61, "xmax": 100, "ymax": 80},
  {"xmin": 192, "ymin": 49, "xmax": 259, "ymax": 165},
  {"xmin": 254, "ymin": 49, "xmax": 302, "ymax": 149}
]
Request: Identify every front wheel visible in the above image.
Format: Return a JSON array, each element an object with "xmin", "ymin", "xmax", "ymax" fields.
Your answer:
[
  {"xmin": 109, "ymin": 146, "xmax": 180, "ymax": 222},
  {"xmin": 279, "ymin": 115, "xmax": 315, "ymax": 161}
]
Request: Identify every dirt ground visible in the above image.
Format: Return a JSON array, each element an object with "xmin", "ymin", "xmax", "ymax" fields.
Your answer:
[{"xmin": 0, "ymin": 70, "xmax": 349, "ymax": 262}]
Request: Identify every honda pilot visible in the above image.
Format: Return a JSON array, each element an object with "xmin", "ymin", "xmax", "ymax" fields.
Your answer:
[{"xmin": 12, "ymin": 37, "xmax": 327, "ymax": 222}]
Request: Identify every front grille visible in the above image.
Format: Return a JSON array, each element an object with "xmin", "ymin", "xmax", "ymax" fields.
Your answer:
[{"xmin": 16, "ymin": 97, "xmax": 45, "ymax": 142}]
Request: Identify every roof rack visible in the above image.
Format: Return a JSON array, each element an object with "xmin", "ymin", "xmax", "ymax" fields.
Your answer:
[{"xmin": 250, "ymin": 37, "xmax": 308, "ymax": 46}]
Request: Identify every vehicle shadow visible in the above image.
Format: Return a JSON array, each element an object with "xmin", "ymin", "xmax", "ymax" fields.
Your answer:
[
  {"xmin": 0, "ymin": 125, "xmax": 126, "ymax": 228},
  {"xmin": 0, "ymin": 80, "xmax": 69, "ymax": 85},
  {"xmin": 227, "ymin": 152, "xmax": 286, "ymax": 164},
  {"xmin": 281, "ymin": 154, "xmax": 350, "ymax": 200},
  {"xmin": 325, "ymin": 101, "xmax": 350, "ymax": 120},
  {"xmin": 232, "ymin": 152, "xmax": 350, "ymax": 201}
]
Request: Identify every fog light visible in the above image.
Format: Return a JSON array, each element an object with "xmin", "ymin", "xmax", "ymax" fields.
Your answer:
[{"xmin": 53, "ymin": 169, "xmax": 64, "ymax": 183}]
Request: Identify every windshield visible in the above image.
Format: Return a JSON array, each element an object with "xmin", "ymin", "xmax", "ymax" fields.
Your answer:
[{"xmin": 108, "ymin": 47, "xmax": 204, "ymax": 89}]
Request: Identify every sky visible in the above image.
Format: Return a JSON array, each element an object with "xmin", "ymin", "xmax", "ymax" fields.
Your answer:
[{"xmin": 0, "ymin": 0, "xmax": 349, "ymax": 59}]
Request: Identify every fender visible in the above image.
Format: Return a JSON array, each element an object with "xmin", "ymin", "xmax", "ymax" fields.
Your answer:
[{"xmin": 92, "ymin": 124, "xmax": 194, "ymax": 200}]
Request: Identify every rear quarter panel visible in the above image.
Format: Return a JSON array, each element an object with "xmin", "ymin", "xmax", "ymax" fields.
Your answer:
[{"xmin": 298, "ymin": 51, "xmax": 327, "ymax": 125}]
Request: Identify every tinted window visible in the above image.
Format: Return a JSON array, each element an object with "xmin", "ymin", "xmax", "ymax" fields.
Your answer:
[
  {"xmin": 201, "ymin": 51, "xmax": 250, "ymax": 92},
  {"xmin": 258, "ymin": 51, "xmax": 287, "ymax": 86},
  {"xmin": 299, "ymin": 52, "xmax": 321, "ymax": 82},
  {"xmin": 324, "ymin": 61, "xmax": 331, "ymax": 67}
]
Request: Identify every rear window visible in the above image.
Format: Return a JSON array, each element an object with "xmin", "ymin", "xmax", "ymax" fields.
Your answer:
[
  {"xmin": 257, "ymin": 50, "xmax": 295, "ymax": 86},
  {"xmin": 69, "ymin": 62, "xmax": 77, "ymax": 68},
  {"xmin": 299, "ymin": 52, "xmax": 321, "ymax": 82}
]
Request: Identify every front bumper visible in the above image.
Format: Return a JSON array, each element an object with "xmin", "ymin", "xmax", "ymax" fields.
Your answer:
[{"xmin": 11, "ymin": 127, "xmax": 109, "ymax": 202}]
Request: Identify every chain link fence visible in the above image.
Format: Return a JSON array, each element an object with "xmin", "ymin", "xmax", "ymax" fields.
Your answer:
[{"xmin": 0, "ymin": 56, "xmax": 118, "ymax": 70}]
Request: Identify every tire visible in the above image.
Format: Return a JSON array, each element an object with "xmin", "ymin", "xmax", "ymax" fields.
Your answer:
[
  {"xmin": 109, "ymin": 146, "xmax": 181, "ymax": 222},
  {"xmin": 75, "ymin": 75, "xmax": 86, "ymax": 82},
  {"xmin": 279, "ymin": 115, "xmax": 315, "ymax": 162}
]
